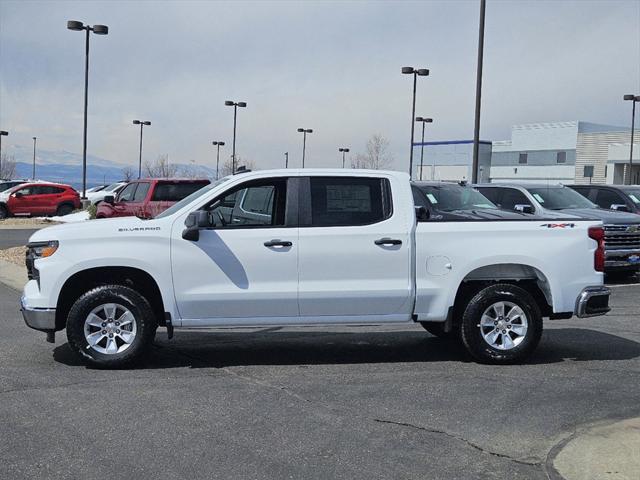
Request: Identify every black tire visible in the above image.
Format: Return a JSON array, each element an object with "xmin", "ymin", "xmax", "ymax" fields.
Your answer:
[
  {"xmin": 56, "ymin": 203, "xmax": 74, "ymax": 216},
  {"xmin": 459, "ymin": 283, "xmax": 543, "ymax": 364},
  {"xmin": 0, "ymin": 204, "xmax": 7, "ymax": 219},
  {"xmin": 420, "ymin": 322, "xmax": 460, "ymax": 341},
  {"xmin": 66, "ymin": 285, "xmax": 157, "ymax": 368}
]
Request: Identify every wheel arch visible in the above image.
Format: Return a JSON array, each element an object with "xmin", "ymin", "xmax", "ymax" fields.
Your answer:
[
  {"xmin": 55, "ymin": 266, "xmax": 165, "ymax": 330},
  {"xmin": 450, "ymin": 263, "xmax": 554, "ymax": 324}
]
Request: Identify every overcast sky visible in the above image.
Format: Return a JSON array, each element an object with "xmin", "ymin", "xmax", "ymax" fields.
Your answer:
[{"xmin": 1, "ymin": 0, "xmax": 639, "ymax": 172}]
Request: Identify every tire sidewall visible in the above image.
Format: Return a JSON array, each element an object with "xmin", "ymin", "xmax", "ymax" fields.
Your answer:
[
  {"xmin": 460, "ymin": 284, "xmax": 542, "ymax": 364},
  {"xmin": 57, "ymin": 204, "xmax": 73, "ymax": 216},
  {"xmin": 66, "ymin": 285, "xmax": 155, "ymax": 368}
]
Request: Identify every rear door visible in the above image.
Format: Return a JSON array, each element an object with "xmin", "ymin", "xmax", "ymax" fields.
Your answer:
[{"xmin": 297, "ymin": 175, "xmax": 413, "ymax": 321}]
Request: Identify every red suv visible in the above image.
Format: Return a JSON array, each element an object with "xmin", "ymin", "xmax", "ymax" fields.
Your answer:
[
  {"xmin": 0, "ymin": 182, "xmax": 81, "ymax": 219},
  {"xmin": 96, "ymin": 178, "xmax": 210, "ymax": 219}
]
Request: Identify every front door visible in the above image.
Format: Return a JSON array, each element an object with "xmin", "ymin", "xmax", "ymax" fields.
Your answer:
[
  {"xmin": 171, "ymin": 176, "xmax": 299, "ymax": 325},
  {"xmin": 297, "ymin": 175, "xmax": 413, "ymax": 322}
]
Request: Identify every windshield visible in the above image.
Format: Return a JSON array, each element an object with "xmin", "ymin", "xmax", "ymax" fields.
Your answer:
[
  {"xmin": 154, "ymin": 177, "xmax": 230, "ymax": 219},
  {"xmin": 527, "ymin": 187, "xmax": 596, "ymax": 210},
  {"xmin": 416, "ymin": 184, "xmax": 497, "ymax": 211},
  {"xmin": 621, "ymin": 188, "xmax": 640, "ymax": 205},
  {"xmin": 104, "ymin": 182, "xmax": 123, "ymax": 191}
]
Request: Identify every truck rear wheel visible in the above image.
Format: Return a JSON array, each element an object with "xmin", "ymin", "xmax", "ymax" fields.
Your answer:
[
  {"xmin": 459, "ymin": 283, "xmax": 542, "ymax": 364},
  {"xmin": 66, "ymin": 285, "xmax": 157, "ymax": 368}
]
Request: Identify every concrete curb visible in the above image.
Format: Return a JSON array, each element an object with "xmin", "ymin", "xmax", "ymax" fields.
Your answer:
[
  {"xmin": 0, "ymin": 224, "xmax": 57, "ymax": 230},
  {"xmin": 546, "ymin": 417, "xmax": 640, "ymax": 480},
  {"xmin": 0, "ymin": 257, "xmax": 27, "ymax": 292}
]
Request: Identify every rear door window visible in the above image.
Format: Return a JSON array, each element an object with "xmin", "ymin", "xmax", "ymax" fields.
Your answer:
[
  {"xmin": 152, "ymin": 182, "xmax": 208, "ymax": 202},
  {"xmin": 309, "ymin": 177, "xmax": 391, "ymax": 227}
]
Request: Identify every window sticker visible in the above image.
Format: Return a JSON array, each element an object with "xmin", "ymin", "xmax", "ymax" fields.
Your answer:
[
  {"xmin": 426, "ymin": 193, "xmax": 438, "ymax": 204},
  {"xmin": 628, "ymin": 194, "xmax": 640, "ymax": 204},
  {"xmin": 532, "ymin": 193, "xmax": 545, "ymax": 203}
]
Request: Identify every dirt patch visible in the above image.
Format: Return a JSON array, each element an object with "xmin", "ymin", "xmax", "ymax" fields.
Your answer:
[
  {"xmin": 0, "ymin": 218, "xmax": 60, "ymax": 227},
  {"xmin": 0, "ymin": 246, "xmax": 26, "ymax": 266}
]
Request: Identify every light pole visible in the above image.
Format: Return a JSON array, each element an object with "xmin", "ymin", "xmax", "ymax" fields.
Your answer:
[
  {"xmin": 415, "ymin": 117, "xmax": 433, "ymax": 180},
  {"xmin": 67, "ymin": 20, "xmax": 108, "ymax": 199},
  {"xmin": 624, "ymin": 94, "xmax": 640, "ymax": 185},
  {"xmin": 401, "ymin": 66, "xmax": 429, "ymax": 179},
  {"xmin": 212, "ymin": 141, "xmax": 225, "ymax": 179},
  {"xmin": 339, "ymin": 147, "xmax": 350, "ymax": 168},
  {"xmin": 225, "ymin": 100, "xmax": 247, "ymax": 173},
  {"xmin": 132, "ymin": 120, "xmax": 151, "ymax": 179},
  {"xmin": 0, "ymin": 131, "xmax": 7, "ymax": 178},
  {"xmin": 471, "ymin": 0, "xmax": 486, "ymax": 184},
  {"xmin": 297, "ymin": 128, "xmax": 313, "ymax": 167},
  {"xmin": 32, "ymin": 137, "xmax": 37, "ymax": 179},
  {"xmin": 285, "ymin": 152, "xmax": 289, "ymax": 168}
]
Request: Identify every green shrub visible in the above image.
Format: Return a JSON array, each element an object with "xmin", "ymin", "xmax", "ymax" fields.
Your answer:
[{"xmin": 86, "ymin": 203, "xmax": 97, "ymax": 220}]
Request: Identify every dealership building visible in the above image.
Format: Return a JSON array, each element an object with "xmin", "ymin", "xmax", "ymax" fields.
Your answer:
[{"xmin": 490, "ymin": 121, "xmax": 638, "ymax": 185}]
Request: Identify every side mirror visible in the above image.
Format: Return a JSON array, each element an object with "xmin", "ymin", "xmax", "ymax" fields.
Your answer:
[
  {"xmin": 182, "ymin": 210, "xmax": 212, "ymax": 241},
  {"xmin": 415, "ymin": 206, "xmax": 430, "ymax": 222},
  {"xmin": 514, "ymin": 204, "xmax": 534, "ymax": 214},
  {"xmin": 103, "ymin": 195, "xmax": 115, "ymax": 204},
  {"xmin": 610, "ymin": 204, "xmax": 630, "ymax": 212}
]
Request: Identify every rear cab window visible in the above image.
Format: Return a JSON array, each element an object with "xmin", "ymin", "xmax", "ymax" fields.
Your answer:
[{"xmin": 152, "ymin": 182, "xmax": 209, "ymax": 202}]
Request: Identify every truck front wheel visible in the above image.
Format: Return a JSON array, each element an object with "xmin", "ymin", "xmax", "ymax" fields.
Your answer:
[
  {"xmin": 460, "ymin": 283, "xmax": 542, "ymax": 364},
  {"xmin": 66, "ymin": 285, "xmax": 157, "ymax": 368}
]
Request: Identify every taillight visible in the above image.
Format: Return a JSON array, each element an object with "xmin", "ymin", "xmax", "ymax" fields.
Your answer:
[{"xmin": 588, "ymin": 226, "xmax": 605, "ymax": 272}]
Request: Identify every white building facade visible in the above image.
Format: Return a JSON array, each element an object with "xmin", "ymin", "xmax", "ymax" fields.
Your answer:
[
  {"xmin": 413, "ymin": 140, "xmax": 492, "ymax": 183},
  {"xmin": 490, "ymin": 121, "xmax": 637, "ymax": 185}
]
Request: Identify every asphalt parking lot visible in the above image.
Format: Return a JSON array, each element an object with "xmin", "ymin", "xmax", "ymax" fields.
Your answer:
[{"xmin": 1, "ymin": 279, "xmax": 639, "ymax": 479}]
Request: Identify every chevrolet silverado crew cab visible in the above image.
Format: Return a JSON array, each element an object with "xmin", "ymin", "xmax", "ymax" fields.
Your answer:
[{"xmin": 21, "ymin": 169, "xmax": 610, "ymax": 368}]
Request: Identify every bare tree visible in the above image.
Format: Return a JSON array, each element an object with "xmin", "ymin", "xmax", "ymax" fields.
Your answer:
[
  {"xmin": 219, "ymin": 156, "xmax": 256, "ymax": 177},
  {"xmin": 352, "ymin": 134, "xmax": 393, "ymax": 170},
  {"xmin": 121, "ymin": 166, "xmax": 135, "ymax": 182},
  {"xmin": 179, "ymin": 161, "xmax": 202, "ymax": 179},
  {"xmin": 0, "ymin": 154, "xmax": 17, "ymax": 179},
  {"xmin": 144, "ymin": 154, "xmax": 178, "ymax": 178}
]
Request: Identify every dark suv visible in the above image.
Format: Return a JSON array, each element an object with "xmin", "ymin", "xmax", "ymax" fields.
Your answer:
[{"xmin": 569, "ymin": 184, "xmax": 640, "ymax": 214}]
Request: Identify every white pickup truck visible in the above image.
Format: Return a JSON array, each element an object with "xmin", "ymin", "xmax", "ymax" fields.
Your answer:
[{"xmin": 21, "ymin": 169, "xmax": 611, "ymax": 368}]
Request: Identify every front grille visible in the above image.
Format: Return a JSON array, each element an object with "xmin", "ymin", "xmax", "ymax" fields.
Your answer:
[
  {"xmin": 604, "ymin": 224, "xmax": 640, "ymax": 251},
  {"xmin": 25, "ymin": 249, "xmax": 39, "ymax": 282}
]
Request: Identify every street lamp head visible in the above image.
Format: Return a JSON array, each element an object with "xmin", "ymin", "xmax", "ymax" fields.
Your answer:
[
  {"xmin": 92, "ymin": 24, "xmax": 109, "ymax": 35},
  {"xmin": 224, "ymin": 101, "xmax": 235, "ymax": 106},
  {"xmin": 297, "ymin": 128, "xmax": 304, "ymax": 132},
  {"xmin": 417, "ymin": 68, "xmax": 430, "ymax": 76},
  {"xmin": 344, "ymin": 148, "xmax": 350, "ymax": 152},
  {"xmin": 219, "ymin": 141, "xmax": 225, "ymax": 146},
  {"xmin": 415, "ymin": 116, "xmax": 423, "ymax": 122},
  {"xmin": 133, "ymin": 120, "xmax": 141, "ymax": 125},
  {"xmin": 425, "ymin": 118, "xmax": 433, "ymax": 123},
  {"xmin": 624, "ymin": 94, "xmax": 635, "ymax": 101},
  {"xmin": 237, "ymin": 102, "xmax": 247, "ymax": 108},
  {"xmin": 143, "ymin": 121, "xmax": 151, "ymax": 126},
  {"xmin": 401, "ymin": 67, "xmax": 415, "ymax": 74},
  {"xmin": 306, "ymin": 129, "xmax": 313, "ymax": 133},
  {"xmin": 67, "ymin": 20, "xmax": 85, "ymax": 31},
  {"xmin": 33, "ymin": 137, "xmax": 36, "ymax": 140},
  {"xmin": 0, "ymin": 131, "xmax": 8, "ymax": 136}
]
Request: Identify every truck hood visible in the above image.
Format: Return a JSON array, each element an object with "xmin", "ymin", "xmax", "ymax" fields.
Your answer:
[
  {"xmin": 555, "ymin": 208, "xmax": 640, "ymax": 224},
  {"xmin": 28, "ymin": 215, "xmax": 169, "ymax": 243}
]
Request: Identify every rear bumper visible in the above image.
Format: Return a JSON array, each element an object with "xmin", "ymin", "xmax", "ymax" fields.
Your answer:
[
  {"xmin": 574, "ymin": 286, "xmax": 611, "ymax": 318},
  {"xmin": 21, "ymin": 296, "xmax": 56, "ymax": 331}
]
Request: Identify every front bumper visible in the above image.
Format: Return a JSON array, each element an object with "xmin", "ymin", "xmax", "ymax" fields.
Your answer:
[
  {"xmin": 21, "ymin": 296, "xmax": 56, "ymax": 331},
  {"xmin": 574, "ymin": 286, "xmax": 611, "ymax": 318}
]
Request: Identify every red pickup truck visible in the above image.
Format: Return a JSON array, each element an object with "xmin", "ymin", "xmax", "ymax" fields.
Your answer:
[{"xmin": 95, "ymin": 178, "xmax": 210, "ymax": 219}]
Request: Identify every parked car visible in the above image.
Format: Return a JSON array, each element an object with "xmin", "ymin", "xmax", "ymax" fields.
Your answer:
[
  {"xmin": 95, "ymin": 178, "xmax": 210, "ymax": 219},
  {"xmin": 0, "ymin": 179, "xmax": 31, "ymax": 193},
  {"xmin": 411, "ymin": 181, "xmax": 537, "ymax": 220},
  {"xmin": 0, "ymin": 182, "xmax": 81, "ymax": 218},
  {"xmin": 22, "ymin": 169, "xmax": 610, "ymax": 368},
  {"xmin": 86, "ymin": 181, "xmax": 127, "ymax": 205},
  {"xmin": 568, "ymin": 184, "xmax": 640, "ymax": 214},
  {"xmin": 85, "ymin": 185, "xmax": 108, "ymax": 194},
  {"xmin": 475, "ymin": 183, "xmax": 640, "ymax": 273}
]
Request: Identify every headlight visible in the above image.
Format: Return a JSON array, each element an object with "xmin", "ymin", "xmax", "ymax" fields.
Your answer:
[{"xmin": 27, "ymin": 241, "xmax": 59, "ymax": 258}]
